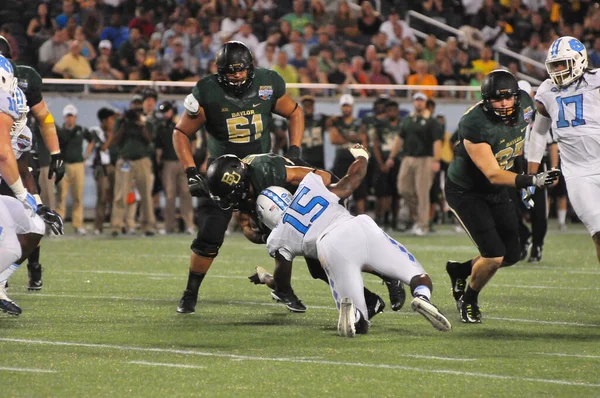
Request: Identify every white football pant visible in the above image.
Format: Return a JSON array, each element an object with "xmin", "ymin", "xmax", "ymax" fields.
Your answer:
[
  {"xmin": 565, "ymin": 174, "xmax": 600, "ymax": 235},
  {"xmin": 0, "ymin": 196, "xmax": 22, "ymax": 272}
]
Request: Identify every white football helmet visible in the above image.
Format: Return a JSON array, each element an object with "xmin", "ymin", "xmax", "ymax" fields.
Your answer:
[
  {"xmin": 545, "ymin": 36, "xmax": 588, "ymax": 88},
  {"xmin": 0, "ymin": 54, "xmax": 17, "ymax": 96},
  {"xmin": 256, "ymin": 186, "xmax": 292, "ymax": 230}
]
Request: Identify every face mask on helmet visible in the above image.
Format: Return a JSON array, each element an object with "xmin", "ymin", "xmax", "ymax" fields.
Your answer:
[
  {"xmin": 216, "ymin": 41, "xmax": 255, "ymax": 96},
  {"xmin": 256, "ymin": 186, "xmax": 292, "ymax": 230},
  {"xmin": 546, "ymin": 36, "xmax": 588, "ymax": 88},
  {"xmin": 481, "ymin": 70, "xmax": 520, "ymax": 125}
]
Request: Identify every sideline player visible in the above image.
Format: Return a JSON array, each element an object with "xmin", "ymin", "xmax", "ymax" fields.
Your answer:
[
  {"xmin": 528, "ymin": 36, "xmax": 600, "ymax": 263},
  {"xmin": 444, "ymin": 70, "xmax": 560, "ymax": 324},
  {"xmin": 256, "ymin": 144, "xmax": 451, "ymax": 337}
]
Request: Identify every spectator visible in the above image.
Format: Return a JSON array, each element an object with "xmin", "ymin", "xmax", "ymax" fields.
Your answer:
[
  {"xmin": 55, "ymin": 0, "xmax": 80, "ymax": 29},
  {"xmin": 470, "ymin": 46, "xmax": 500, "ymax": 76},
  {"xmin": 357, "ymin": 1, "xmax": 383, "ymax": 38},
  {"xmin": 379, "ymin": 8, "xmax": 416, "ymax": 47},
  {"xmin": 520, "ymin": 33, "xmax": 546, "ymax": 79},
  {"xmin": 52, "ymin": 40, "xmax": 93, "ymax": 79},
  {"xmin": 110, "ymin": 107, "xmax": 156, "ymax": 237},
  {"xmin": 91, "ymin": 55, "xmax": 125, "ymax": 92},
  {"xmin": 74, "ymin": 26, "xmax": 97, "ymax": 62},
  {"xmin": 118, "ymin": 27, "xmax": 148, "ymax": 71},
  {"xmin": 589, "ymin": 37, "xmax": 600, "ymax": 68},
  {"xmin": 300, "ymin": 56, "xmax": 328, "ymax": 96},
  {"xmin": 421, "ymin": 34, "xmax": 439, "ymax": 64},
  {"xmin": 404, "ymin": 46, "xmax": 419, "ymax": 74},
  {"xmin": 38, "ymin": 28, "xmax": 69, "ymax": 76},
  {"xmin": 333, "ymin": 1, "xmax": 359, "ymax": 38},
  {"xmin": 444, "ymin": 36, "xmax": 460, "ymax": 60},
  {"xmin": 154, "ymin": 101, "xmax": 195, "ymax": 235},
  {"xmin": 406, "ymin": 59, "xmax": 438, "ymax": 98},
  {"xmin": 289, "ymin": 42, "xmax": 308, "ymax": 70},
  {"xmin": 317, "ymin": 47, "xmax": 336, "ymax": 74},
  {"xmin": 436, "ymin": 57, "xmax": 460, "ymax": 98},
  {"xmin": 472, "ymin": 0, "xmax": 500, "ymax": 30},
  {"xmin": 162, "ymin": 20, "xmax": 189, "ymax": 51},
  {"xmin": 56, "ymin": 104, "xmax": 93, "ymax": 235},
  {"xmin": 282, "ymin": 0, "xmax": 314, "ymax": 32},
  {"xmin": 194, "ymin": 34, "xmax": 216, "ymax": 74},
  {"xmin": 371, "ymin": 32, "xmax": 389, "ymax": 58},
  {"xmin": 207, "ymin": 18, "xmax": 223, "ymax": 53},
  {"xmin": 303, "ymin": 23, "xmax": 319, "ymax": 52},
  {"xmin": 327, "ymin": 58, "xmax": 357, "ymax": 90},
  {"xmin": 220, "ymin": 8, "xmax": 245, "ymax": 39},
  {"xmin": 96, "ymin": 39, "xmax": 121, "ymax": 71},
  {"xmin": 363, "ymin": 44, "xmax": 378, "ymax": 71},
  {"xmin": 186, "ymin": 18, "xmax": 203, "ymax": 49},
  {"xmin": 369, "ymin": 59, "xmax": 394, "ymax": 96},
  {"xmin": 128, "ymin": 6, "xmax": 155, "ymax": 41},
  {"xmin": 169, "ymin": 56, "xmax": 200, "ymax": 90},
  {"xmin": 310, "ymin": 0, "xmax": 329, "ymax": 27},
  {"xmin": 0, "ymin": 25, "xmax": 19, "ymax": 62},
  {"xmin": 100, "ymin": 12, "xmax": 129, "ymax": 50},
  {"xmin": 278, "ymin": 19, "xmax": 293, "ymax": 47},
  {"xmin": 252, "ymin": 0, "xmax": 277, "ymax": 13},
  {"xmin": 271, "ymin": 51, "xmax": 299, "ymax": 97},
  {"xmin": 387, "ymin": 92, "xmax": 443, "ymax": 235},
  {"xmin": 232, "ymin": 23, "xmax": 260, "ymax": 55},
  {"xmin": 85, "ymin": 107, "xmax": 117, "ymax": 235},
  {"xmin": 26, "ymin": 2, "xmax": 57, "ymax": 52},
  {"xmin": 255, "ymin": 28, "xmax": 281, "ymax": 61},
  {"xmin": 350, "ymin": 55, "xmax": 370, "ymax": 96},
  {"xmin": 163, "ymin": 37, "xmax": 197, "ymax": 75},
  {"xmin": 453, "ymin": 49, "xmax": 473, "ymax": 86},
  {"xmin": 257, "ymin": 43, "xmax": 278, "ymax": 69},
  {"xmin": 309, "ymin": 30, "xmax": 334, "ymax": 56},
  {"xmin": 383, "ymin": 45, "xmax": 410, "ymax": 85}
]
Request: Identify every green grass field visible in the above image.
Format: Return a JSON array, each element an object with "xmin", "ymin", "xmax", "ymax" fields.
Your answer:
[{"xmin": 2, "ymin": 223, "xmax": 599, "ymax": 397}]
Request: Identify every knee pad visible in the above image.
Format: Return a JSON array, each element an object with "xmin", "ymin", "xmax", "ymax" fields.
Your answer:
[{"xmin": 190, "ymin": 238, "xmax": 221, "ymax": 258}]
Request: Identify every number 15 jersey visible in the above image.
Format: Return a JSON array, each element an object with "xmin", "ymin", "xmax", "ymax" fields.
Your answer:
[
  {"xmin": 266, "ymin": 172, "xmax": 354, "ymax": 261},
  {"xmin": 535, "ymin": 72, "xmax": 600, "ymax": 180}
]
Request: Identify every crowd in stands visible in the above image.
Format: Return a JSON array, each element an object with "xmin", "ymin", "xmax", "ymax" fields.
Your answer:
[{"xmin": 1, "ymin": 0, "xmax": 600, "ymax": 98}]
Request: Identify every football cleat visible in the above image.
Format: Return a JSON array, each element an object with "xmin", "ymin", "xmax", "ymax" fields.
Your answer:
[
  {"xmin": 271, "ymin": 290, "xmax": 307, "ymax": 313},
  {"xmin": 364, "ymin": 290, "xmax": 385, "ymax": 320},
  {"xmin": 176, "ymin": 289, "xmax": 198, "ymax": 314},
  {"xmin": 27, "ymin": 262, "xmax": 43, "ymax": 291},
  {"xmin": 520, "ymin": 237, "xmax": 532, "ymax": 261},
  {"xmin": 0, "ymin": 283, "xmax": 21, "ymax": 316},
  {"xmin": 446, "ymin": 261, "xmax": 467, "ymax": 306},
  {"xmin": 337, "ymin": 297, "xmax": 356, "ymax": 337},
  {"xmin": 528, "ymin": 246, "xmax": 543, "ymax": 263},
  {"xmin": 383, "ymin": 278, "xmax": 406, "ymax": 311},
  {"xmin": 458, "ymin": 298, "xmax": 482, "ymax": 324},
  {"xmin": 411, "ymin": 296, "xmax": 452, "ymax": 332},
  {"xmin": 248, "ymin": 266, "xmax": 272, "ymax": 285}
]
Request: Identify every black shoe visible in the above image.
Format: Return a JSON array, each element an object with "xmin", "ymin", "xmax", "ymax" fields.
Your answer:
[
  {"xmin": 27, "ymin": 263, "xmax": 43, "ymax": 291},
  {"xmin": 271, "ymin": 290, "xmax": 307, "ymax": 313},
  {"xmin": 458, "ymin": 298, "xmax": 482, "ymax": 324},
  {"xmin": 382, "ymin": 278, "xmax": 406, "ymax": 311},
  {"xmin": 111, "ymin": 231, "xmax": 119, "ymax": 237},
  {"xmin": 0, "ymin": 283, "xmax": 21, "ymax": 316},
  {"xmin": 176, "ymin": 289, "xmax": 198, "ymax": 314},
  {"xmin": 520, "ymin": 238, "xmax": 532, "ymax": 261},
  {"xmin": 144, "ymin": 231, "xmax": 155, "ymax": 237},
  {"xmin": 364, "ymin": 290, "xmax": 385, "ymax": 320},
  {"xmin": 446, "ymin": 261, "xmax": 466, "ymax": 306},
  {"xmin": 528, "ymin": 246, "xmax": 543, "ymax": 263}
]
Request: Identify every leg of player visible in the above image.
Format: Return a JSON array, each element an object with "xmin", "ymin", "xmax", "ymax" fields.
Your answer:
[
  {"xmin": 269, "ymin": 254, "xmax": 306, "ymax": 313},
  {"xmin": 26, "ymin": 246, "xmax": 43, "ymax": 290},
  {"xmin": 446, "ymin": 256, "xmax": 480, "ymax": 307},
  {"xmin": 0, "ymin": 199, "xmax": 24, "ymax": 315},
  {"xmin": 593, "ymin": 233, "xmax": 600, "ymax": 264}
]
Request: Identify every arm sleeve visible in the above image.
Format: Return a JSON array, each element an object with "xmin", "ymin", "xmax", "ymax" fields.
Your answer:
[{"xmin": 528, "ymin": 112, "xmax": 552, "ymax": 163}]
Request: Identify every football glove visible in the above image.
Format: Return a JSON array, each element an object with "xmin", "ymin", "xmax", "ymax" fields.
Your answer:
[
  {"xmin": 49, "ymin": 153, "xmax": 65, "ymax": 184},
  {"xmin": 15, "ymin": 192, "xmax": 38, "ymax": 215},
  {"xmin": 36, "ymin": 205, "xmax": 64, "ymax": 235},
  {"xmin": 186, "ymin": 167, "xmax": 209, "ymax": 197},
  {"xmin": 532, "ymin": 168, "xmax": 561, "ymax": 188},
  {"xmin": 521, "ymin": 186, "xmax": 535, "ymax": 209},
  {"xmin": 349, "ymin": 144, "xmax": 369, "ymax": 161},
  {"xmin": 286, "ymin": 145, "xmax": 307, "ymax": 166}
]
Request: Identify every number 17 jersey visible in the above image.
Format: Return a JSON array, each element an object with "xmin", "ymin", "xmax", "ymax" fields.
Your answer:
[
  {"xmin": 266, "ymin": 173, "xmax": 353, "ymax": 261},
  {"xmin": 535, "ymin": 72, "xmax": 600, "ymax": 180}
]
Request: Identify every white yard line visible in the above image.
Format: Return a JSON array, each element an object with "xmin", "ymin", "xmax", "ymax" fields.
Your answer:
[
  {"xmin": 128, "ymin": 360, "xmax": 206, "ymax": 369},
  {"xmin": 535, "ymin": 353, "xmax": 600, "ymax": 359},
  {"xmin": 0, "ymin": 338, "xmax": 596, "ymax": 387},
  {"xmin": 0, "ymin": 366, "xmax": 57, "ymax": 373}
]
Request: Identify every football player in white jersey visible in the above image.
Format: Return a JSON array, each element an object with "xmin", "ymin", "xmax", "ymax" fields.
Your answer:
[
  {"xmin": 0, "ymin": 54, "xmax": 63, "ymax": 315},
  {"xmin": 257, "ymin": 144, "xmax": 451, "ymax": 337},
  {"xmin": 528, "ymin": 36, "xmax": 600, "ymax": 263}
]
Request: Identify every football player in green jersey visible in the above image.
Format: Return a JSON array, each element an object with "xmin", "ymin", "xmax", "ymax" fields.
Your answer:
[
  {"xmin": 172, "ymin": 41, "xmax": 306, "ymax": 314},
  {"xmin": 444, "ymin": 70, "xmax": 560, "ymax": 324},
  {"xmin": 0, "ymin": 36, "xmax": 64, "ymax": 291}
]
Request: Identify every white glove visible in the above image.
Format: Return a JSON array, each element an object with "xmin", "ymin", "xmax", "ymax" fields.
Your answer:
[{"xmin": 349, "ymin": 144, "xmax": 369, "ymax": 161}]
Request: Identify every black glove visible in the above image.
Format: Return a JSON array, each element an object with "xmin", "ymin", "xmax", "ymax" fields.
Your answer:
[
  {"xmin": 286, "ymin": 145, "xmax": 305, "ymax": 165},
  {"xmin": 36, "ymin": 205, "xmax": 64, "ymax": 235},
  {"xmin": 186, "ymin": 167, "xmax": 209, "ymax": 197},
  {"xmin": 532, "ymin": 168, "xmax": 561, "ymax": 188},
  {"xmin": 49, "ymin": 153, "xmax": 65, "ymax": 184}
]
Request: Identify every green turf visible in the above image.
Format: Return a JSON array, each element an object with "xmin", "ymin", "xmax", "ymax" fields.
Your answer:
[{"xmin": 2, "ymin": 223, "xmax": 599, "ymax": 397}]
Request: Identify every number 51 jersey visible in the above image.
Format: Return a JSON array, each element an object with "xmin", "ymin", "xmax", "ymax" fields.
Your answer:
[
  {"xmin": 266, "ymin": 173, "xmax": 354, "ymax": 261},
  {"xmin": 535, "ymin": 72, "xmax": 600, "ymax": 180}
]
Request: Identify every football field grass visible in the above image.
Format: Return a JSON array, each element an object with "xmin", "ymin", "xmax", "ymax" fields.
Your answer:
[{"xmin": 2, "ymin": 223, "xmax": 600, "ymax": 397}]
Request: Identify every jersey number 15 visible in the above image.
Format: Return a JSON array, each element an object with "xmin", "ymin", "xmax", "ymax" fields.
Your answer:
[{"xmin": 283, "ymin": 186, "xmax": 329, "ymax": 234}]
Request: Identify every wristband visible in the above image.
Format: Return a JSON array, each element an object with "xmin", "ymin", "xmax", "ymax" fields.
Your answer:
[
  {"xmin": 185, "ymin": 167, "xmax": 197, "ymax": 178},
  {"xmin": 9, "ymin": 177, "xmax": 27, "ymax": 200},
  {"xmin": 50, "ymin": 151, "xmax": 61, "ymax": 155},
  {"xmin": 515, "ymin": 174, "xmax": 534, "ymax": 189},
  {"xmin": 34, "ymin": 194, "xmax": 43, "ymax": 205}
]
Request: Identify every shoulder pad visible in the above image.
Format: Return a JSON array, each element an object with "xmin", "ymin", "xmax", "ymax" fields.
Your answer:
[{"xmin": 184, "ymin": 93, "xmax": 200, "ymax": 115}]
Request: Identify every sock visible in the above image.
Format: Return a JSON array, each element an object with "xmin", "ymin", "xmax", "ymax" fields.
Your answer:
[
  {"xmin": 462, "ymin": 286, "xmax": 480, "ymax": 303},
  {"xmin": 558, "ymin": 209, "xmax": 567, "ymax": 225},
  {"xmin": 185, "ymin": 270, "xmax": 206, "ymax": 293},
  {"xmin": 28, "ymin": 246, "xmax": 41, "ymax": 265},
  {"xmin": 383, "ymin": 211, "xmax": 390, "ymax": 226},
  {"xmin": 0, "ymin": 263, "xmax": 20, "ymax": 284},
  {"xmin": 413, "ymin": 285, "xmax": 431, "ymax": 300},
  {"xmin": 458, "ymin": 259, "xmax": 473, "ymax": 278}
]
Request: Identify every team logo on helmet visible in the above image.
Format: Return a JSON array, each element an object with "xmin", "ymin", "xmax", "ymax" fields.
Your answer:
[{"xmin": 221, "ymin": 171, "xmax": 241, "ymax": 186}]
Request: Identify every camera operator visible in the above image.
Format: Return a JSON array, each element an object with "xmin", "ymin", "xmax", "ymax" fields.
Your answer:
[{"xmin": 110, "ymin": 106, "xmax": 156, "ymax": 236}]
